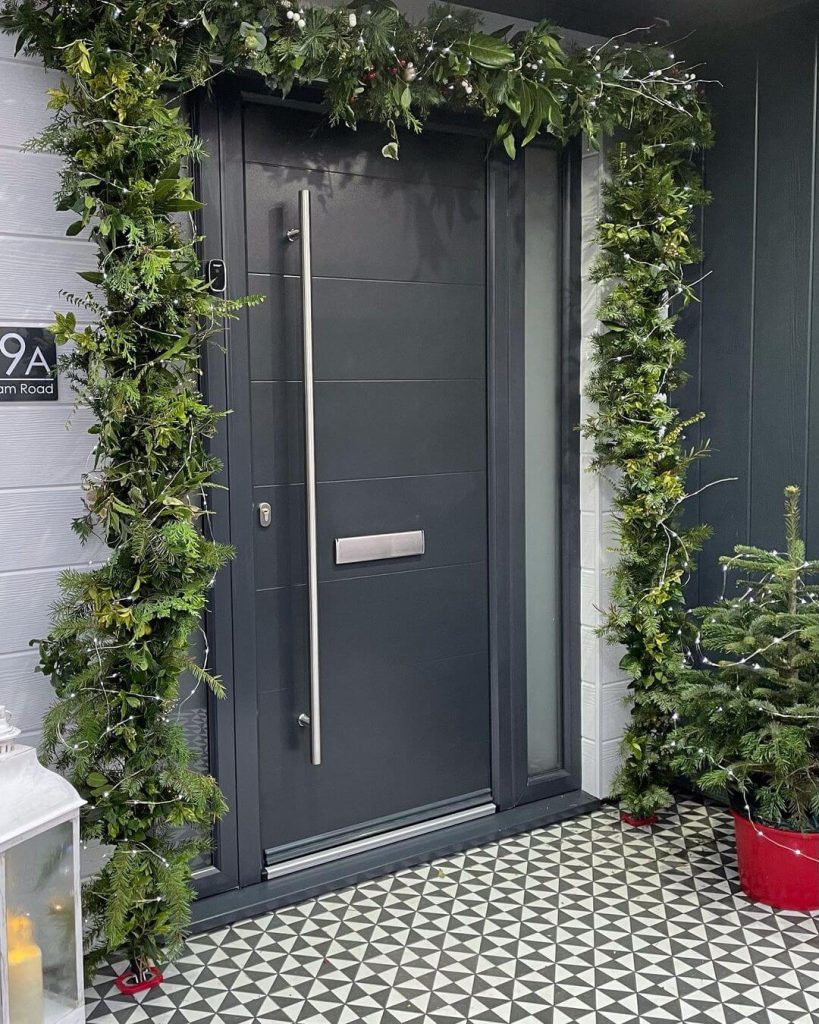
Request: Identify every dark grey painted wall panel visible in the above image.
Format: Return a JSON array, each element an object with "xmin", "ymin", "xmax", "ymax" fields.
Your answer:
[
  {"xmin": 692, "ymin": 39, "xmax": 759, "ymax": 605},
  {"xmin": 685, "ymin": 5, "xmax": 819, "ymax": 601},
  {"xmin": 244, "ymin": 163, "xmax": 485, "ymax": 283},
  {"xmin": 749, "ymin": 21, "xmax": 815, "ymax": 546},
  {"xmin": 253, "ymin": 471, "xmax": 487, "ymax": 589},
  {"xmin": 247, "ymin": 274, "xmax": 485, "ymax": 383},
  {"xmin": 251, "ymin": 379, "xmax": 486, "ymax": 483}
]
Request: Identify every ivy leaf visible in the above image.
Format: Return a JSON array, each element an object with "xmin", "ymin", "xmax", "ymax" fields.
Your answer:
[
  {"xmin": 381, "ymin": 141, "xmax": 399, "ymax": 160},
  {"xmin": 239, "ymin": 20, "xmax": 267, "ymax": 52},
  {"xmin": 522, "ymin": 86, "xmax": 562, "ymax": 146},
  {"xmin": 519, "ymin": 81, "xmax": 534, "ymax": 127},
  {"xmin": 159, "ymin": 196, "xmax": 204, "ymax": 213},
  {"xmin": 460, "ymin": 33, "xmax": 514, "ymax": 68},
  {"xmin": 78, "ymin": 270, "xmax": 104, "ymax": 284},
  {"xmin": 66, "ymin": 220, "xmax": 85, "ymax": 236},
  {"xmin": 200, "ymin": 11, "xmax": 218, "ymax": 40}
]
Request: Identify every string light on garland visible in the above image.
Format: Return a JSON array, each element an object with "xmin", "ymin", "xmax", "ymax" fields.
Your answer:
[{"xmin": 1, "ymin": 0, "xmax": 712, "ymax": 976}]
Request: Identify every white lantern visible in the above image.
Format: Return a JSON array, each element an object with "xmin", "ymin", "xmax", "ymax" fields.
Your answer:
[{"xmin": 0, "ymin": 708, "xmax": 85, "ymax": 1024}]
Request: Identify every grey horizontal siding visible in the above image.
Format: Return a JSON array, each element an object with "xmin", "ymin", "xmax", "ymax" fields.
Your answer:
[
  {"xmin": 0, "ymin": 567, "xmax": 65, "ymax": 654},
  {"xmin": 0, "ymin": 488, "xmax": 106, "ymax": 570},
  {"xmin": 0, "ymin": 43, "xmax": 99, "ymax": 740},
  {"xmin": 0, "ymin": 650, "xmax": 53, "ymax": 741},
  {"xmin": 0, "ymin": 235, "xmax": 96, "ymax": 322},
  {"xmin": 0, "ymin": 149, "xmax": 81, "ymax": 238},
  {"xmin": 0, "ymin": 406, "xmax": 96, "ymax": 484},
  {"xmin": 0, "ymin": 56, "xmax": 60, "ymax": 147}
]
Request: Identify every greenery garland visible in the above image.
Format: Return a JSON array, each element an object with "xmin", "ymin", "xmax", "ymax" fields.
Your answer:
[{"xmin": 0, "ymin": 0, "xmax": 712, "ymax": 976}]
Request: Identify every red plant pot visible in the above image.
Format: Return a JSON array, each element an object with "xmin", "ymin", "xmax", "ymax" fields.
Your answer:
[
  {"xmin": 115, "ymin": 965, "xmax": 164, "ymax": 995},
  {"xmin": 620, "ymin": 811, "xmax": 658, "ymax": 827},
  {"xmin": 732, "ymin": 810, "xmax": 819, "ymax": 911}
]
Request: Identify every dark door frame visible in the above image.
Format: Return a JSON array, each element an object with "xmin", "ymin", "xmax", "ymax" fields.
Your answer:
[
  {"xmin": 192, "ymin": 76, "xmax": 586, "ymax": 907},
  {"xmin": 488, "ymin": 139, "xmax": 583, "ymax": 811}
]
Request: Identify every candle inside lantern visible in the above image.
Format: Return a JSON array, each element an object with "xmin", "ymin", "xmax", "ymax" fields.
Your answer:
[{"xmin": 7, "ymin": 914, "xmax": 44, "ymax": 1024}]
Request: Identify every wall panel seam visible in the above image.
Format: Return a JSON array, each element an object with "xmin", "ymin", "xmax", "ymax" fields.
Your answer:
[
  {"xmin": 0, "ymin": 561, "xmax": 105, "ymax": 580},
  {"xmin": 747, "ymin": 54, "xmax": 760, "ymax": 544},
  {"xmin": 804, "ymin": 32, "xmax": 819, "ymax": 539}
]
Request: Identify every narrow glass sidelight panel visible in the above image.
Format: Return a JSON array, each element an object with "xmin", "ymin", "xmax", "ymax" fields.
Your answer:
[{"xmin": 523, "ymin": 146, "xmax": 563, "ymax": 777}]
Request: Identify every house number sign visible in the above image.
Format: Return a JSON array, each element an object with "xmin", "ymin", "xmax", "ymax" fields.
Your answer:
[{"xmin": 0, "ymin": 327, "xmax": 58, "ymax": 401}]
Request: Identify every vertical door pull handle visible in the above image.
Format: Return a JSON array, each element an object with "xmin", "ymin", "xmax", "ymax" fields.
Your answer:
[{"xmin": 297, "ymin": 190, "xmax": 322, "ymax": 767}]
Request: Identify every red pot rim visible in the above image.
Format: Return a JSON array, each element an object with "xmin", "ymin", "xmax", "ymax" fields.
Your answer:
[
  {"xmin": 620, "ymin": 811, "xmax": 658, "ymax": 827},
  {"xmin": 115, "ymin": 965, "xmax": 164, "ymax": 995},
  {"xmin": 730, "ymin": 808, "xmax": 819, "ymax": 838}
]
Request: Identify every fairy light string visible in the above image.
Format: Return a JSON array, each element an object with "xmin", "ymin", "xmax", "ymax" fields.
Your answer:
[
  {"xmin": 1, "ymin": 0, "xmax": 712, "ymax": 976},
  {"xmin": 668, "ymin": 487, "xmax": 819, "ymax": 863}
]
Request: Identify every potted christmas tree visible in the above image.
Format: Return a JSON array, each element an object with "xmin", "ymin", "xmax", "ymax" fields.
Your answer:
[{"xmin": 670, "ymin": 486, "xmax": 819, "ymax": 910}]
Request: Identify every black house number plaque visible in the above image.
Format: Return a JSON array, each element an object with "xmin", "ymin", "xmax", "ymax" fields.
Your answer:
[{"xmin": 0, "ymin": 327, "xmax": 59, "ymax": 401}]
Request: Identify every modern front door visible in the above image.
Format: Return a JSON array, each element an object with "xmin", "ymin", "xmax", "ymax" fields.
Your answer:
[{"xmin": 227, "ymin": 99, "xmax": 492, "ymax": 868}]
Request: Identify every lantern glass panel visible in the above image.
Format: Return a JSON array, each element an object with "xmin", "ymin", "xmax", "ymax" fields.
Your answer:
[{"xmin": 6, "ymin": 821, "xmax": 80, "ymax": 1024}]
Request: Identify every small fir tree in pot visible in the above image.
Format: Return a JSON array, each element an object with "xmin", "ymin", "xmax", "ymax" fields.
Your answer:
[{"xmin": 669, "ymin": 487, "xmax": 819, "ymax": 908}]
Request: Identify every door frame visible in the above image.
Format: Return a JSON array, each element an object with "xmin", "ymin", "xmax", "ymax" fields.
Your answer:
[
  {"xmin": 488, "ymin": 139, "xmax": 583, "ymax": 810},
  {"xmin": 193, "ymin": 76, "xmax": 583, "ymax": 895}
]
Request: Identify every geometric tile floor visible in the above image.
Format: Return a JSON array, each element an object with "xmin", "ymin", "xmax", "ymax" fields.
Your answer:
[{"xmin": 85, "ymin": 799, "xmax": 819, "ymax": 1024}]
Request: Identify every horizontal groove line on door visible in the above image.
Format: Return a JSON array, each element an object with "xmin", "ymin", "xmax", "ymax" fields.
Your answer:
[
  {"xmin": 253, "ymin": 469, "xmax": 487, "ymax": 486},
  {"xmin": 250, "ymin": 377, "xmax": 486, "ymax": 384},
  {"xmin": 255, "ymin": 558, "xmax": 487, "ymax": 592},
  {"xmin": 247, "ymin": 272, "xmax": 486, "ymax": 289}
]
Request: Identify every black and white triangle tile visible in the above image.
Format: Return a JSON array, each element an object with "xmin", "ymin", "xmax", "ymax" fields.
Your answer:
[{"xmin": 85, "ymin": 800, "xmax": 819, "ymax": 1024}]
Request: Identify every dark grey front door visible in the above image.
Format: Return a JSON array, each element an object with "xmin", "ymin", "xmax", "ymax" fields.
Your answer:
[{"xmin": 240, "ymin": 104, "xmax": 492, "ymax": 863}]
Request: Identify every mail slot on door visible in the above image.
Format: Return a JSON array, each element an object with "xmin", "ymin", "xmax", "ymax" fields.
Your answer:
[{"xmin": 334, "ymin": 530, "xmax": 425, "ymax": 565}]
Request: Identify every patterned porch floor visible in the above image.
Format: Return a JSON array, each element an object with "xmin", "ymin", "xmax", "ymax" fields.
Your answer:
[{"xmin": 85, "ymin": 799, "xmax": 819, "ymax": 1024}]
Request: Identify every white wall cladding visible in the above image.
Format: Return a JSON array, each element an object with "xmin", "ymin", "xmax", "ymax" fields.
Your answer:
[
  {"xmin": 0, "ymin": 35, "xmax": 97, "ymax": 745},
  {"xmin": 578, "ymin": 142, "xmax": 630, "ymax": 798}
]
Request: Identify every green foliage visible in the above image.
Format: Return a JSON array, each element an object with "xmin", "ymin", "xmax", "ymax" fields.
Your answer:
[
  {"xmin": 584, "ymin": 121, "xmax": 713, "ymax": 818},
  {"xmin": 668, "ymin": 487, "xmax": 819, "ymax": 831},
  {"xmin": 0, "ymin": 0, "xmax": 712, "ymax": 969}
]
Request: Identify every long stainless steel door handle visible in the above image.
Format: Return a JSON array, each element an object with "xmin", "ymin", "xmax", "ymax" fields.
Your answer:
[{"xmin": 298, "ymin": 189, "xmax": 321, "ymax": 766}]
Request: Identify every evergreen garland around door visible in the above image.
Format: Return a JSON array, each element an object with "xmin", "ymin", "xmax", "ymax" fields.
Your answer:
[{"xmin": 0, "ymin": 0, "xmax": 713, "ymax": 976}]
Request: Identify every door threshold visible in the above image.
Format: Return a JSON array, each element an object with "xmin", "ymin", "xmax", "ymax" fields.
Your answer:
[
  {"xmin": 263, "ymin": 802, "xmax": 497, "ymax": 880},
  {"xmin": 192, "ymin": 789, "xmax": 600, "ymax": 934}
]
